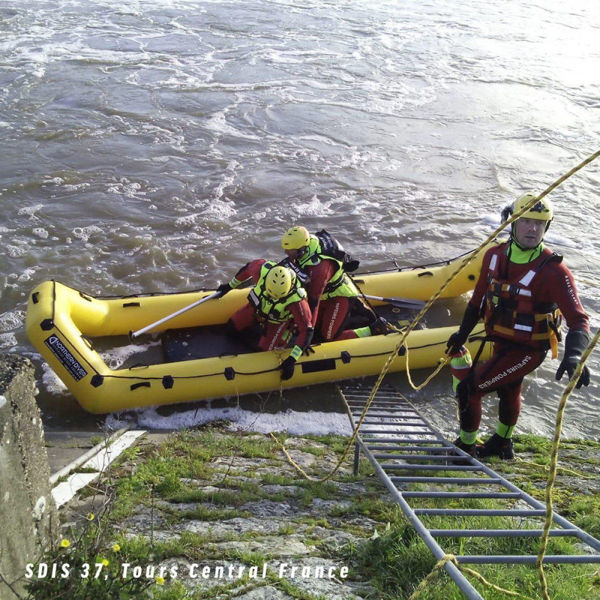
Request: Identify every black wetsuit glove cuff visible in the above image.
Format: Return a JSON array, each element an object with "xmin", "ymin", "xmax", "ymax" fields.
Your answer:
[
  {"xmin": 564, "ymin": 329, "xmax": 590, "ymax": 359},
  {"xmin": 458, "ymin": 303, "xmax": 480, "ymax": 338},
  {"xmin": 302, "ymin": 328, "xmax": 314, "ymax": 350}
]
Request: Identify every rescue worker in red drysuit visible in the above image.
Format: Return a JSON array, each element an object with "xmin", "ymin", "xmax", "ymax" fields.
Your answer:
[
  {"xmin": 216, "ymin": 260, "xmax": 313, "ymax": 381},
  {"xmin": 280, "ymin": 226, "xmax": 390, "ymax": 342},
  {"xmin": 447, "ymin": 194, "xmax": 591, "ymax": 459}
]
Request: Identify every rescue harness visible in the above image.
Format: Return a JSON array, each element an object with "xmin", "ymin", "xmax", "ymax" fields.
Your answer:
[{"xmin": 484, "ymin": 244, "xmax": 563, "ymax": 353}]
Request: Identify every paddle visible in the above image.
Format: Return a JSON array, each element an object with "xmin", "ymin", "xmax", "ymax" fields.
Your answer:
[
  {"xmin": 362, "ymin": 294, "xmax": 425, "ymax": 310},
  {"xmin": 131, "ymin": 291, "xmax": 220, "ymax": 338}
]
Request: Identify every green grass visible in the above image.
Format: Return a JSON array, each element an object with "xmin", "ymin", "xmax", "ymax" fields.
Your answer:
[
  {"xmin": 339, "ymin": 433, "xmax": 600, "ymax": 599},
  {"xmin": 29, "ymin": 426, "xmax": 600, "ymax": 600},
  {"xmin": 343, "ymin": 521, "xmax": 600, "ymax": 600}
]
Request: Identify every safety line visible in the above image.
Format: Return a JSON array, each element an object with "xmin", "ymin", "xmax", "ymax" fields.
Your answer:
[
  {"xmin": 339, "ymin": 382, "xmax": 600, "ymax": 600},
  {"xmin": 537, "ymin": 327, "xmax": 600, "ymax": 600}
]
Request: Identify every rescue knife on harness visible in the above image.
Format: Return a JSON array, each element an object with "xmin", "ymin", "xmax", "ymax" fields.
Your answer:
[
  {"xmin": 362, "ymin": 294, "xmax": 425, "ymax": 310},
  {"xmin": 131, "ymin": 291, "xmax": 220, "ymax": 338}
]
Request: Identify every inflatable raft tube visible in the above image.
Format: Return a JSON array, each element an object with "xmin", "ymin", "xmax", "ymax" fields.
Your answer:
[{"xmin": 26, "ymin": 246, "xmax": 494, "ymax": 414}]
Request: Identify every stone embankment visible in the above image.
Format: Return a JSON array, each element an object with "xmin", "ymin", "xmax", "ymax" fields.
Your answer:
[
  {"xmin": 0, "ymin": 354, "xmax": 57, "ymax": 599},
  {"xmin": 66, "ymin": 431, "xmax": 379, "ymax": 599}
]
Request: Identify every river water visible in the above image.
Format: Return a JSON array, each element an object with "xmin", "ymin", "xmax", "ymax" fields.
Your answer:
[{"xmin": 1, "ymin": 0, "xmax": 599, "ymax": 438}]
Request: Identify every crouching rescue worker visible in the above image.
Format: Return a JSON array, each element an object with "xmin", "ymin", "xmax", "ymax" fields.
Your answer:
[
  {"xmin": 281, "ymin": 226, "xmax": 390, "ymax": 342},
  {"xmin": 446, "ymin": 193, "xmax": 591, "ymax": 459},
  {"xmin": 216, "ymin": 260, "xmax": 313, "ymax": 381}
]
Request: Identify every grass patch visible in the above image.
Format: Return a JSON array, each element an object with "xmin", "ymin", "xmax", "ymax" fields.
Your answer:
[
  {"xmin": 343, "ymin": 522, "xmax": 599, "ymax": 600},
  {"xmin": 38, "ymin": 426, "xmax": 600, "ymax": 600}
]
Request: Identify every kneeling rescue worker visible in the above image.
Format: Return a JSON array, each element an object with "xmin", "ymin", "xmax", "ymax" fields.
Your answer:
[
  {"xmin": 447, "ymin": 193, "xmax": 591, "ymax": 459},
  {"xmin": 216, "ymin": 260, "xmax": 313, "ymax": 381},
  {"xmin": 281, "ymin": 226, "xmax": 389, "ymax": 342}
]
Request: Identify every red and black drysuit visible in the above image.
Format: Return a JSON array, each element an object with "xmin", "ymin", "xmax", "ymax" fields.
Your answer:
[
  {"xmin": 452, "ymin": 242, "xmax": 589, "ymax": 434},
  {"xmin": 301, "ymin": 260, "xmax": 371, "ymax": 342},
  {"xmin": 228, "ymin": 259, "xmax": 313, "ymax": 352}
]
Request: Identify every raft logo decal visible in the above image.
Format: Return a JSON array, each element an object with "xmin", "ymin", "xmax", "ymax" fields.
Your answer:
[{"xmin": 44, "ymin": 335, "xmax": 87, "ymax": 381}]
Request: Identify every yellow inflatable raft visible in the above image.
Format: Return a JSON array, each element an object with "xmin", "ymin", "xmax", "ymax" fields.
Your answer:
[{"xmin": 26, "ymin": 247, "xmax": 493, "ymax": 414}]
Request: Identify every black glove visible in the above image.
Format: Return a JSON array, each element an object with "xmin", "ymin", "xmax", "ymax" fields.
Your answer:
[
  {"xmin": 555, "ymin": 329, "xmax": 591, "ymax": 389},
  {"xmin": 215, "ymin": 283, "xmax": 232, "ymax": 299},
  {"xmin": 446, "ymin": 303, "xmax": 480, "ymax": 354},
  {"xmin": 302, "ymin": 328, "xmax": 315, "ymax": 356},
  {"xmin": 280, "ymin": 356, "xmax": 296, "ymax": 381},
  {"xmin": 446, "ymin": 331, "xmax": 468, "ymax": 355}
]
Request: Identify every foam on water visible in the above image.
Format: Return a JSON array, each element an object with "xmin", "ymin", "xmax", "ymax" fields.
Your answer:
[
  {"xmin": 205, "ymin": 109, "xmax": 261, "ymax": 142},
  {"xmin": 106, "ymin": 405, "xmax": 354, "ymax": 436},
  {"xmin": 71, "ymin": 225, "xmax": 105, "ymax": 243},
  {"xmin": 17, "ymin": 268, "xmax": 37, "ymax": 283},
  {"xmin": 41, "ymin": 363, "xmax": 69, "ymax": 395},
  {"xmin": 0, "ymin": 333, "xmax": 18, "ymax": 349},
  {"xmin": 291, "ymin": 195, "xmax": 332, "ymax": 217},
  {"xmin": 17, "ymin": 204, "xmax": 44, "ymax": 220},
  {"xmin": 32, "ymin": 228, "xmax": 50, "ymax": 239},
  {"xmin": 0, "ymin": 310, "xmax": 25, "ymax": 332}
]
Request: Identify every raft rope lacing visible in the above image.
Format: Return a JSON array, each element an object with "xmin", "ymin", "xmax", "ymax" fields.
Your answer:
[{"xmin": 271, "ymin": 149, "xmax": 600, "ymax": 599}]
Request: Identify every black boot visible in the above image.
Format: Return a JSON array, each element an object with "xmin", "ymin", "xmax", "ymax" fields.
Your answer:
[
  {"xmin": 370, "ymin": 316, "xmax": 393, "ymax": 335},
  {"xmin": 476, "ymin": 433, "xmax": 514, "ymax": 460},
  {"xmin": 453, "ymin": 437, "xmax": 477, "ymax": 456}
]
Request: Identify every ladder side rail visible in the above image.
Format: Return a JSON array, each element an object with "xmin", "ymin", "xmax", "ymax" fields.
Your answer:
[
  {"xmin": 341, "ymin": 386, "xmax": 484, "ymax": 600},
  {"xmin": 355, "ymin": 434, "xmax": 486, "ymax": 600},
  {"xmin": 397, "ymin": 392, "xmax": 600, "ymax": 553}
]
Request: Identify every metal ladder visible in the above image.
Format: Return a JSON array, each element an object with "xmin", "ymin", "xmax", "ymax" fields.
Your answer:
[{"xmin": 338, "ymin": 382, "xmax": 600, "ymax": 600}]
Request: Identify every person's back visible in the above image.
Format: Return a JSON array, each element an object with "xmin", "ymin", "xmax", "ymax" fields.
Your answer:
[{"xmin": 281, "ymin": 225, "xmax": 389, "ymax": 341}]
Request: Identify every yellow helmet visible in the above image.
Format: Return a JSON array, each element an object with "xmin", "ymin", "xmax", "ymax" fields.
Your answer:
[
  {"xmin": 281, "ymin": 226, "xmax": 310, "ymax": 250},
  {"xmin": 265, "ymin": 266, "xmax": 294, "ymax": 299},
  {"xmin": 513, "ymin": 193, "xmax": 553, "ymax": 222}
]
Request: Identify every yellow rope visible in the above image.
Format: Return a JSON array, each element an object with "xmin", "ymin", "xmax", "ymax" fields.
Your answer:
[
  {"xmin": 407, "ymin": 554, "xmax": 536, "ymax": 600},
  {"xmin": 270, "ymin": 149, "xmax": 600, "ymax": 513},
  {"xmin": 537, "ymin": 328, "xmax": 600, "ymax": 600},
  {"xmin": 405, "ymin": 349, "xmax": 450, "ymax": 391},
  {"xmin": 514, "ymin": 457, "xmax": 594, "ymax": 480}
]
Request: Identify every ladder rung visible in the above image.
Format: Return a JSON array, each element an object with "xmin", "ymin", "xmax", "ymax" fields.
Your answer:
[
  {"xmin": 392, "ymin": 476, "xmax": 502, "ymax": 485},
  {"xmin": 347, "ymin": 400, "xmax": 405, "ymax": 406},
  {"xmin": 350, "ymin": 406, "xmax": 417, "ymax": 412},
  {"xmin": 366, "ymin": 445, "xmax": 449, "ymax": 452},
  {"xmin": 382, "ymin": 464, "xmax": 483, "ymax": 472},
  {"xmin": 361, "ymin": 438, "xmax": 443, "ymax": 444},
  {"xmin": 351, "ymin": 410, "xmax": 418, "ymax": 416},
  {"xmin": 373, "ymin": 454, "xmax": 471, "ymax": 461},
  {"xmin": 429, "ymin": 528, "xmax": 581, "ymax": 538},
  {"xmin": 360, "ymin": 418, "xmax": 425, "ymax": 424},
  {"xmin": 359, "ymin": 429, "xmax": 430, "ymax": 435},
  {"xmin": 415, "ymin": 509, "xmax": 547, "ymax": 517},
  {"xmin": 457, "ymin": 555, "xmax": 600, "ymax": 565},
  {"xmin": 402, "ymin": 491, "xmax": 522, "ymax": 499}
]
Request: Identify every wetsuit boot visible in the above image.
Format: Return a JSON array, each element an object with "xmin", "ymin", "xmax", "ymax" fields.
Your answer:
[{"xmin": 476, "ymin": 433, "xmax": 514, "ymax": 460}]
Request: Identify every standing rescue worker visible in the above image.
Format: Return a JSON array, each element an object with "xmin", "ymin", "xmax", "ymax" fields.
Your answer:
[
  {"xmin": 447, "ymin": 194, "xmax": 591, "ymax": 459},
  {"xmin": 216, "ymin": 260, "xmax": 313, "ymax": 380},
  {"xmin": 281, "ymin": 226, "xmax": 389, "ymax": 342}
]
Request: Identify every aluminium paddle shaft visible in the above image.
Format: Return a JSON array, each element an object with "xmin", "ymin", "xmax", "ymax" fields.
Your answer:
[{"xmin": 131, "ymin": 291, "xmax": 219, "ymax": 338}]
